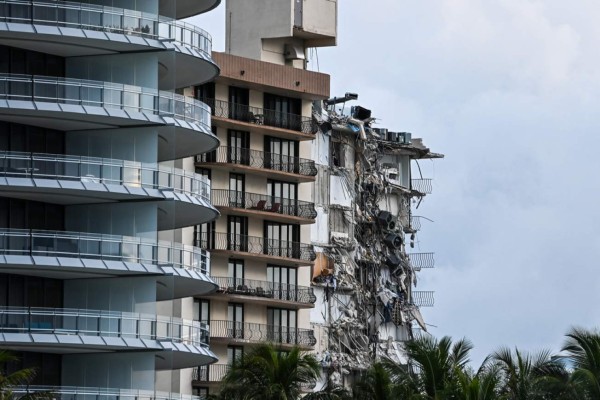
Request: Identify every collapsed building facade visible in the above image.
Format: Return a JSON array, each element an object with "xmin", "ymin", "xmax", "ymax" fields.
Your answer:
[{"xmin": 309, "ymin": 99, "xmax": 443, "ymax": 386}]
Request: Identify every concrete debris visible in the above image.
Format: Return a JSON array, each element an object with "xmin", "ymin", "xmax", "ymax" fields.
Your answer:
[{"xmin": 310, "ymin": 101, "xmax": 443, "ymax": 379}]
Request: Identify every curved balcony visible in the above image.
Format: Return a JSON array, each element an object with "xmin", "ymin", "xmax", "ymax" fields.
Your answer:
[
  {"xmin": 0, "ymin": 1, "xmax": 218, "ymax": 87},
  {"xmin": 209, "ymin": 320, "xmax": 316, "ymax": 349},
  {"xmin": 201, "ymin": 98, "xmax": 317, "ymax": 140},
  {"xmin": 196, "ymin": 147, "xmax": 317, "ymax": 183},
  {"xmin": 411, "ymin": 291, "xmax": 435, "ymax": 307},
  {"xmin": 0, "ymin": 74, "xmax": 217, "ymax": 161},
  {"xmin": 205, "ymin": 276, "xmax": 316, "ymax": 309},
  {"xmin": 11, "ymin": 386, "xmax": 206, "ymax": 400},
  {"xmin": 196, "ymin": 232, "xmax": 315, "ymax": 267},
  {"xmin": 211, "ymin": 189, "xmax": 317, "ymax": 224},
  {"xmin": 0, "ymin": 228, "xmax": 216, "ymax": 300},
  {"xmin": 193, "ymin": 363, "xmax": 229, "ymax": 384},
  {"xmin": 408, "ymin": 252, "xmax": 435, "ymax": 271},
  {"xmin": 159, "ymin": 0, "xmax": 220, "ymax": 20},
  {"xmin": 0, "ymin": 306, "xmax": 216, "ymax": 368},
  {"xmin": 411, "ymin": 178, "xmax": 433, "ymax": 195}
]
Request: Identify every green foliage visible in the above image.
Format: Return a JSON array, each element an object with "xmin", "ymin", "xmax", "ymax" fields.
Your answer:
[{"xmin": 0, "ymin": 351, "xmax": 53, "ymax": 400}]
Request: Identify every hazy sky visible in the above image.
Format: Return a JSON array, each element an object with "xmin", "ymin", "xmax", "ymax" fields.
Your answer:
[{"xmin": 191, "ymin": 0, "xmax": 600, "ymax": 365}]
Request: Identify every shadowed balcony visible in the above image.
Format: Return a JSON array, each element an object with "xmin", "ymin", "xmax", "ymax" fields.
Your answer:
[{"xmin": 208, "ymin": 320, "xmax": 316, "ymax": 349}]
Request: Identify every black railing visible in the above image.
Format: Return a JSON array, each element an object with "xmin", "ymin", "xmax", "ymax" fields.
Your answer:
[
  {"xmin": 408, "ymin": 253, "xmax": 435, "ymax": 271},
  {"xmin": 411, "ymin": 178, "xmax": 433, "ymax": 194},
  {"xmin": 195, "ymin": 147, "xmax": 317, "ymax": 177},
  {"xmin": 411, "ymin": 291, "xmax": 435, "ymax": 307},
  {"xmin": 192, "ymin": 364, "xmax": 230, "ymax": 382},
  {"xmin": 210, "ymin": 276, "xmax": 316, "ymax": 305},
  {"xmin": 196, "ymin": 232, "xmax": 316, "ymax": 262},
  {"xmin": 211, "ymin": 189, "xmax": 317, "ymax": 219},
  {"xmin": 200, "ymin": 98, "xmax": 317, "ymax": 134},
  {"xmin": 209, "ymin": 320, "xmax": 317, "ymax": 347}
]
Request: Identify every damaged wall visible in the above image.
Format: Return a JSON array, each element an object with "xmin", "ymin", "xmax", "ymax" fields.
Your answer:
[{"xmin": 309, "ymin": 100, "xmax": 443, "ymax": 388}]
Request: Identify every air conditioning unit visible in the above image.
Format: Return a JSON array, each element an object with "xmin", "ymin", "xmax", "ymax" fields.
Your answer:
[
  {"xmin": 397, "ymin": 132, "xmax": 412, "ymax": 144},
  {"xmin": 373, "ymin": 128, "xmax": 388, "ymax": 140},
  {"xmin": 351, "ymin": 105, "xmax": 372, "ymax": 120},
  {"xmin": 387, "ymin": 131, "xmax": 399, "ymax": 142}
]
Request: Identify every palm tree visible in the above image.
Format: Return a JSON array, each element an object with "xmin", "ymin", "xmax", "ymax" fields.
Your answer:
[
  {"xmin": 383, "ymin": 335, "xmax": 474, "ymax": 399},
  {"xmin": 217, "ymin": 343, "xmax": 321, "ymax": 400},
  {"xmin": 491, "ymin": 347, "xmax": 565, "ymax": 400},
  {"xmin": 561, "ymin": 327, "xmax": 600, "ymax": 399},
  {"xmin": 0, "ymin": 350, "xmax": 51, "ymax": 400},
  {"xmin": 455, "ymin": 360, "xmax": 502, "ymax": 400},
  {"xmin": 351, "ymin": 362, "xmax": 396, "ymax": 400}
]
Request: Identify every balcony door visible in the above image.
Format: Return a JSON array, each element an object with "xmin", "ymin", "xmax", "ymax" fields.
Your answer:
[
  {"xmin": 228, "ymin": 303, "xmax": 244, "ymax": 339},
  {"xmin": 194, "ymin": 221, "xmax": 215, "ymax": 249},
  {"xmin": 263, "ymin": 93, "xmax": 301, "ymax": 130},
  {"xmin": 267, "ymin": 308, "xmax": 297, "ymax": 344},
  {"xmin": 228, "ymin": 86, "xmax": 249, "ymax": 121},
  {"xmin": 228, "ymin": 259, "xmax": 244, "ymax": 290},
  {"xmin": 268, "ymin": 265, "xmax": 297, "ymax": 301},
  {"xmin": 227, "ymin": 129, "xmax": 249, "ymax": 165},
  {"xmin": 193, "ymin": 299, "xmax": 210, "ymax": 324},
  {"xmin": 265, "ymin": 137, "xmax": 299, "ymax": 173},
  {"xmin": 267, "ymin": 180, "xmax": 297, "ymax": 216},
  {"xmin": 227, "ymin": 216, "xmax": 248, "ymax": 252},
  {"xmin": 229, "ymin": 173, "xmax": 245, "ymax": 208},
  {"xmin": 265, "ymin": 222, "xmax": 299, "ymax": 258}
]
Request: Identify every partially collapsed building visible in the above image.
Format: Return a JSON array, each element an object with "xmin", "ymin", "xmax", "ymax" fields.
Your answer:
[{"xmin": 309, "ymin": 100, "xmax": 443, "ymax": 387}]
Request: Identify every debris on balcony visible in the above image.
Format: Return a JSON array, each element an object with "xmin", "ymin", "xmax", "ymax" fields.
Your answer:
[{"xmin": 310, "ymin": 97, "xmax": 444, "ymax": 384}]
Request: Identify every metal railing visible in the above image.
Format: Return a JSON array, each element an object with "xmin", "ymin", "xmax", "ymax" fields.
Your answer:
[
  {"xmin": 10, "ymin": 386, "xmax": 206, "ymax": 400},
  {"xmin": 196, "ymin": 232, "xmax": 316, "ymax": 262},
  {"xmin": 0, "ymin": 74, "xmax": 211, "ymax": 130},
  {"xmin": 411, "ymin": 178, "xmax": 433, "ymax": 195},
  {"xmin": 196, "ymin": 147, "xmax": 317, "ymax": 177},
  {"xmin": 409, "ymin": 216, "xmax": 422, "ymax": 231},
  {"xmin": 0, "ymin": 151, "xmax": 211, "ymax": 202},
  {"xmin": 210, "ymin": 276, "xmax": 316, "ymax": 305},
  {"xmin": 0, "ymin": 228, "xmax": 210, "ymax": 275},
  {"xmin": 209, "ymin": 320, "xmax": 316, "ymax": 347},
  {"xmin": 408, "ymin": 253, "xmax": 435, "ymax": 271},
  {"xmin": 411, "ymin": 291, "xmax": 435, "ymax": 307},
  {"xmin": 0, "ymin": 0, "xmax": 212, "ymax": 57},
  {"xmin": 211, "ymin": 189, "xmax": 317, "ymax": 219},
  {"xmin": 192, "ymin": 364, "xmax": 229, "ymax": 382},
  {"xmin": 0, "ymin": 306, "xmax": 210, "ymax": 346},
  {"xmin": 200, "ymin": 98, "xmax": 317, "ymax": 134}
]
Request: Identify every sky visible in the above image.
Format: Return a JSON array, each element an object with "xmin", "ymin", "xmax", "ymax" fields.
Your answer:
[{"xmin": 191, "ymin": 0, "xmax": 600, "ymax": 365}]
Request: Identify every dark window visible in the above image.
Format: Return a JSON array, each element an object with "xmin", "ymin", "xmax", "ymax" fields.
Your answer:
[
  {"xmin": 195, "ymin": 167, "xmax": 211, "ymax": 180},
  {"xmin": 229, "ymin": 173, "xmax": 245, "ymax": 207},
  {"xmin": 228, "ymin": 303, "xmax": 244, "ymax": 339},
  {"xmin": 264, "ymin": 136, "xmax": 299, "ymax": 173},
  {"xmin": 268, "ymin": 265, "xmax": 298, "ymax": 301},
  {"xmin": 0, "ymin": 122, "xmax": 65, "ymax": 153},
  {"xmin": 195, "ymin": 82, "xmax": 215, "ymax": 114},
  {"xmin": 228, "ymin": 86, "xmax": 249, "ymax": 121},
  {"xmin": 330, "ymin": 141, "xmax": 344, "ymax": 168},
  {"xmin": 228, "ymin": 259, "xmax": 244, "ymax": 284},
  {"xmin": 267, "ymin": 180, "xmax": 297, "ymax": 215},
  {"xmin": 0, "ymin": 45, "xmax": 65, "ymax": 77},
  {"xmin": 267, "ymin": 308, "xmax": 297, "ymax": 344},
  {"xmin": 193, "ymin": 388, "xmax": 209, "ymax": 397},
  {"xmin": 264, "ymin": 222, "xmax": 300, "ymax": 258},
  {"xmin": 263, "ymin": 93, "xmax": 301, "ymax": 130},
  {"xmin": 227, "ymin": 130, "xmax": 250, "ymax": 165},
  {"xmin": 4, "ymin": 353, "xmax": 61, "ymax": 386},
  {"xmin": 227, "ymin": 346, "xmax": 243, "ymax": 364},
  {"xmin": 0, "ymin": 274, "xmax": 63, "ymax": 308},
  {"xmin": 194, "ymin": 221, "xmax": 215, "ymax": 249},
  {"xmin": 227, "ymin": 216, "xmax": 248, "ymax": 251},
  {"xmin": 194, "ymin": 299, "xmax": 210, "ymax": 324},
  {"xmin": 0, "ymin": 198, "xmax": 64, "ymax": 230}
]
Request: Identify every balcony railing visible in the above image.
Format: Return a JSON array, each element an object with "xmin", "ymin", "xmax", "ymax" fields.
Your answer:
[
  {"xmin": 411, "ymin": 178, "xmax": 433, "ymax": 195},
  {"xmin": 0, "ymin": 74, "xmax": 211, "ymax": 130},
  {"xmin": 409, "ymin": 216, "xmax": 422, "ymax": 231},
  {"xmin": 192, "ymin": 363, "xmax": 230, "ymax": 382},
  {"xmin": 408, "ymin": 253, "xmax": 435, "ymax": 271},
  {"xmin": 0, "ymin": 228, "xmax": 210, "ymax": 275},
  {"xmin": 209, "ymin": 320, "xmax": 316, "ymax": 347},
  {"xmin": 411, "ymin": 291, "xmax": 435, "ymax": 307},
  {"xmin": 201, "ymin": 98, "xmax": 317, "ymax": 134},
  {"xmin": 211, "ymin": 189, "xmax": 317, "ymax": 219},
  {"xmin": 196, "ymin": 232, "xmax": 316, "ymax": 262},
  {"xmin": 0, "ymin": 306, "xmax": 210, "ymax": 346},
  {"xmin": 210, "ymin": 276, "xmax": 316, "ymax": 305},
  {"xmin": 195, "ymin": 147, "xmax": 317, "ymax": 177},
  {"xmin": 0, "ymin": 0, "xmax": 212, "ymax": 57},
  {"xmin": 10, "ymin": 386, "xmax": 206, "ymax": 400},
  {"xmin": 0, "ymin": 151, "xmax": 211, "ymax": 202}
]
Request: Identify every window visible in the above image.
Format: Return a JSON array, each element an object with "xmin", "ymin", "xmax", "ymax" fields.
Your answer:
[
  {"xmin": 228, "ymin": 86, "xmax": 249, "ymax": 121},
  {"xmin": 194, "ymin": 221, "xmax": 215, "ymax": 249},
  {"xmin": 267, "ymin": 308, "xmax": 297, "ymax": 344},
  {"xmin": 229, "ymin": 173, "xmax": 245, "ymax": 207},
  {"xmin": 228, "ymin": 259, "xmax": 244, "ymax": 287},
  {"xmin": 228, "ymin": 303, "xmax": 244, "ymax": 339},
  {"xmin": 193, "ymin": 388, "xmax": 209, "ymax": 397},
  {"xmin": 264, "ymin": 222, "xmax": 299, "ymax": 258},
  {"xmin": 263, "ymin": 93, "xmax": 301, "ymax": 130},
  {"xmin": 227, "ymin": 346, "xmax": 244, "ymax": 364},
  {"xmin": 193, "ymin": 299, "xmax": 210, "ymax": 324},
  {"xmin": 227, "ymin": 130, "xmax": 250, "ymax": 165},
  {"xmin": 264, "ymin": 137, "xmax": 299, "ymax": 173},
  {"xmin": 268, "ymin": 265, "xmax": 298, "ymax": 301},
  {"xmin": 195, "ymin": 82, "xmax": 215, "ymax": 114},
  {"xmin": 195, "ymin": 167, "xmax": 211, "ymax": 180},
  {"xmin": 227, "ymin": 216, "xmax": 248, "ymax": 251},
  {"xmin": 267, "ymin": 180, "xmax": 297, "ymax": 216}
]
